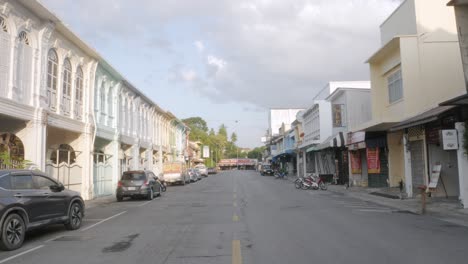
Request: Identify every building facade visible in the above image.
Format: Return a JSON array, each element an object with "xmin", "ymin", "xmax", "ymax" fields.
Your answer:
[{"xmin": 0, "ymin": 0, "xmax": 189, "ymax": 200}]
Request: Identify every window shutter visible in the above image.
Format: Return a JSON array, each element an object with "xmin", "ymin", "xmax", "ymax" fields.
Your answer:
[
  {"xmin": 21, "ymin": 44, "xmax": 33, "ymax": 105},
  {"xmin": 0, "ymin": 31, "xmax": 10, "ymax": 98}
]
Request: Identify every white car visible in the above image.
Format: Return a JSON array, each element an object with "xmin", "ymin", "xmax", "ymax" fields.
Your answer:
[{"xmin": 195, "ymin": 165, "xmax": 208, "ymax": 177}]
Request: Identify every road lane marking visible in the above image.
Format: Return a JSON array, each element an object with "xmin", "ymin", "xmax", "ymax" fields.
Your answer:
[
  {"xmin": 138, "ymin": 200, "xmax": 153, "ymax": 207},
  {"xmin": 356, "ymin": 209, "xmax": 392, "ymax": 213},
  {"xmin": 44, "ymin": 235, "xmax": 64, "ymax": 243},
  {"xmin": 233, "ymin": 202, "xmax": 237, "ymax": 207},
  {"xmin": 232, "ymin": 240, "xmax": 242, "ymax": 264},
  {"xmin": 233, "ymin": 194, "xmax": 237, "ymax": 199},
  {"xmin": 83, "ymin": 218, "xmax": 105, "ymax": 221},
  {"xmin": 0, "ymin": 245, "xmax": 44, "ymax": 264},
  {"xmin": 80, "ymin": 211, "xmax": 127, "ymax": 231},
  {"xmin": 233, "ymin": 214, "xmax": 239, "ymax": 222}
]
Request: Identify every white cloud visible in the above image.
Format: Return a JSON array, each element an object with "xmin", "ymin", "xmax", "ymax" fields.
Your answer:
[
  {"xmin": 194, "ymin": 40, "xmax": 205, "ymax": 53},
  {"xmin": 181, "ymin": 69, "xmax": 197, "ymax": 82},
  {"xmin": 43, "ymin": 0, "xmax": 403, "ymax": 109}
]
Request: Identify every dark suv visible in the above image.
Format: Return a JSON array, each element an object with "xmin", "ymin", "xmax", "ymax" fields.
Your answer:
[
  {"xmin": 0, "ymin": 170, "xmax": 85, "ymax": 251},
  {"xmin": 261, "ymin": 165, "xmax": 274, "ymax": 176},
  {"xmin": 116, "ymin": 171, "xmax": 163, "ymax": 201}
]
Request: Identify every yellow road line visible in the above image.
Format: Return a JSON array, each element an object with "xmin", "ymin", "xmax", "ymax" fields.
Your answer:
[
  {"xmin": 233, "ymin": 202, "xmax": 237, "ymax": 207},
  {"xmin": 233, "ymin": 214, "xmax": 239, "ymax": 222},
  {"xmin": 232, "ymin": 240, "xmax": 243, "ymax": 264},
  {"xmin": 234, "ymin": 194, "xmax": 237, "ymax": 199}
]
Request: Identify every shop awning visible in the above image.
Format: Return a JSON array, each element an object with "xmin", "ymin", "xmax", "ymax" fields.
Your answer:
[
  {"xmin": 306, "ymin": 145, "xmax": 318, "ymax": 153},
  {"xmin": 389, "ymin": 106, "xmax": 456, "ymax": 132}
]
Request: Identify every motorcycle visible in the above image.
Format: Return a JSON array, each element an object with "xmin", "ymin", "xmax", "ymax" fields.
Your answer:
[
  {"xmin": 295, "ymin": 174, "xmax": 327, "ymax": 190},
  {"xmin": 274, "ymin": 169, "xmax": 288, "ymax": 179},
  {"xmin": 155, "ymin": 175, "xmax": 167, "ymax": 192}
]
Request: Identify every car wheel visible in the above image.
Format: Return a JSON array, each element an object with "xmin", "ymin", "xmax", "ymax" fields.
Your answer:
[
  {"xmin": 65, "ymin": 203, "xmax": 83, "ymax": 230},
  {"xmin": 116, "ymin": 195, "xmax": 123, "ymax": 202},
  {"xmin": 0, "ymin": 213, "xmax": 25, "ymax": 251},
  {"xmin": 147, "ymin": 188, "xmax": 154, "ymax": 200}
]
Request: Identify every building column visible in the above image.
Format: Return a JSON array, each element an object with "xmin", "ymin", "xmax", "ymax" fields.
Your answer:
[
  {"xmin": 71, "ymin": 124, "xmax": 94, "ymax": 201},
  {"xmin": 17, "ymin": 109, "xmax": 47, "ymax": 171},
  {"xmin": 302, "ymin": 150, "xmax": 307, "ymax": 176},
  {"xmin": 456, "ymin": 122, "xmax": 468, "ymax": 208},
  {"xmin": 110, "ymin": 139, "xmax": 120, "ymax": 196},
  {"xmin": 131, "ymin": 143, "xmax": 139, "ymax": 170},
  {"xmin": 403, "ymin": 134, "xmax": 413, "ymax": 198}
]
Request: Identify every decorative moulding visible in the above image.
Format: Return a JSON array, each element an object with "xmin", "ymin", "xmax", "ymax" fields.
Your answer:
[{"xmin": 0, "ymin": 2, "xmax": 11, "ymax": 17}]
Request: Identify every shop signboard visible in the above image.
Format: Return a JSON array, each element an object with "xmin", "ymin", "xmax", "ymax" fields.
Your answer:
[
  {"xmin": 203, "ymin": 145, "xmax": 210, "ymax": 158},
  {"xmin": 347, "ymin": 131, "xmax": 365, "ymax": 145},
  {"xmin": 366, "ymin": 147, "xmax": 381, "ymax": 174},
  {"xmin": 442, "ymin": 129, "xmax": 458, "ymax": 150},
  {"xmin": 350, "ymin": 151, "xmax": 362, "ymax": 174}
]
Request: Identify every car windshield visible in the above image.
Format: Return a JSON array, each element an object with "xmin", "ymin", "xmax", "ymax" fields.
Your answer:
[
  {"xmin": 263, "ymin": 166, "xmax": 270, "ymax": 169},
  {"xmin": 121, "ymin": 173, "xmax": 146, "ymax": 181}
]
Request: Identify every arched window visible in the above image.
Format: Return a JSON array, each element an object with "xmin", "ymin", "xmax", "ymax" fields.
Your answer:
[
  {"xmin": 0, "ymin": 17, "xmax": 7, "ymax": 33},
  {"xmin": 47, "ymin": 49, "xmax": 58, "ymax": 110},
  {"xmin": 100, "ymin": 83, "xmax": 105, "ymax": 113},
  {"xmin": 61, "ymin": 58, "xmax": 72, "ymax": 115},
  {"xmin": 107, "ymin": 87, "xmax": 113, "ymax": 118},
  {"xmin": 0, "ymin": 17, "xmax": 10, "ymax": 98},
  {"xmin": 14, "ymin": 31, "xmax": 32, "ymax": 104},
  {"xmin": 74, "ymin": 67, "xmax": 83, "ymax": 119}
]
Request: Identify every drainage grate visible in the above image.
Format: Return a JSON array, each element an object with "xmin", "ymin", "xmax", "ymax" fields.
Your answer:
[
  {"xmin": 369, "ymin": 192, "xmax": 400, "ymax": 199},
  {"xmin": 53, "ymin": 236, "xmax": 92, "ymax": 242}
]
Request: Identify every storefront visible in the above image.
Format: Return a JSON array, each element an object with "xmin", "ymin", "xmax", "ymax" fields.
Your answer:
[{"xmin": 347, "ymin": 131, "xmax": 388, "ymax": 187}]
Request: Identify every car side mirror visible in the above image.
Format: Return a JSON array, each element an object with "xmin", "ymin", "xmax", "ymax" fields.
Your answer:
[{"xmin": 50, "ymin": 183, "xmax": 65, "ymax": 192}]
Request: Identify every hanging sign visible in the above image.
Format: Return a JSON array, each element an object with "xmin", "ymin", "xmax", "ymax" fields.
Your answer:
[
  {"xmin": 350, "ymin": 151, "xmax": 362, "ymax": 174},
  {"xmin": 442, "ymin": 129, "xmax": 458, "ymax": 150},
  {"xmin": 202, "ymin": 146, "xmax": 210, "ymax": 158},
  {"xmin": 366, "ymin": 147, "xmax": 381, "ymax": 174}
]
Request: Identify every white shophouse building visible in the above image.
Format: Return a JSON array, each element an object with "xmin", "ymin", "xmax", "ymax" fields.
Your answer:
[{"xmin": 0, "ymin": 0, "xmax": 188, "ymax": 200}]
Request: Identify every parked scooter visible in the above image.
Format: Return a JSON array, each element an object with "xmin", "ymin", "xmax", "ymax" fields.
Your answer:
[
  {"xmin": 274, "ymin": 169, "xmax": 288, "ymax": 179},
  {"xmin": 295, "ymin": 174, "xmax": 327, "ymax": 190}
]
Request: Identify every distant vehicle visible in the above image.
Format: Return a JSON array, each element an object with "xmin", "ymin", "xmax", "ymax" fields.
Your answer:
[
  {"xmin": 188, "ymin": 169, "xmax": 201, "ymax": 182},
  {"xmin": 163, "ymin": 162, "xmax": 189, "ymax": 185},
  {"xmin": 208, "ymin": 167, "xmax": 217, "ymax": 174},
  {"xmin": 0, "ymin": 170, "xmax": 85, "ymax": 251},
  {"xmin": 261, "ymin": 165, "xmax": 274, "ymax": 176},
  {"xmin": 116, "ymin": 170, "xmax": 163, "ymax": 201},
  {"xmin": 195, "ymin": 164, "xmax": 208, "ymax": 177}
]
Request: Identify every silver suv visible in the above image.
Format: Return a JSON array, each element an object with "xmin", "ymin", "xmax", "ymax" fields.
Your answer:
[{"xmin": 195, "ymin": 165, "xmax": 208, "ymax": 177}]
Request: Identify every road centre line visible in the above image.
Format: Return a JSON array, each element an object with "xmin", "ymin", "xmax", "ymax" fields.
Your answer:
[
  {"xmin": 232, "ymin": 240, "xmax": 243, "ymax": 264},
  {"xmin": 233, "ymin": 214, "xmax": 239, "ymax": 222},
  {"xmin": 80, "ymin": 211, "xmax": 127, "ymax": 232},
  {"xmin": 0, "ymin": 245, "xmax": 44, "ymax": 264}
]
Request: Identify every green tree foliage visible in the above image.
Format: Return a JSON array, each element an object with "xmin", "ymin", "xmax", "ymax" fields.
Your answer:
[
  {"xmin": 183, "ymin": 118, "xmax": 243, "ymax": 166},
  {"xmin": 247, "ymin": 146, "xmax": 266, "ymax": 161},
  {"xmin": 231, "ymin": 132, "xmax": 237, "ymax": 143}
]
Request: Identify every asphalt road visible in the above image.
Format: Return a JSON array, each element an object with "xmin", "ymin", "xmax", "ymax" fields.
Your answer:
[{"xmin": 0, "ymin": 170, "xmax": 468, "ymax": 264}]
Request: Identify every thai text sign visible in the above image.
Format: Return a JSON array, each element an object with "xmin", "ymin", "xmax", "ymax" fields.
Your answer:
[
  {"xmin": 442, "ymin": 129, "xmax": 458, "ymax": 150},
  {"xmin": 350, "ymin": 151, "xmax": 361, "ymax": 174},
  {"xmin": 366, "ymin": 147, "xmax": 380, "ymax": 174}
]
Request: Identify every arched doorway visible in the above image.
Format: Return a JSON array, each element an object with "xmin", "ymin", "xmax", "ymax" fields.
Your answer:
[
  {"xmin": 0, "ymin": 133, "xmax": 25, "ymax": 169},
  {"xmin": 93, "ymin": 149, "xmax": 113, "ymax": 197},
  {"xmin": 46, "ymin": 144, "xmax": 82, "ymax": 193}
]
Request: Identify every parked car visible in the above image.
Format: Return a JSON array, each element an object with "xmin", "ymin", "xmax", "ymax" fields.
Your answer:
[
  {"xmin": 116, "ymin": 170, "xmax": 163, "ymax": 201},
  {"xmin": 261, "ymin": 165, "xmax": 274, "ymax": 176},
  {"xmin": 195, "ymin": 164, "xmax": 208, "ymax": 177},
  {"xmin": 0, "ymin": 169, "xmax": 85, "ymax": 251},
  {"xmin": 163, "ymin": 162, "xmax": 189, "ymax": 185},
  {"xmin": 188, "ymin": 169, "xmax": 201, "ymax": 182},
  {"xmin": 208, "ymin": 167, "xmax": 217, "ymax": 174}
]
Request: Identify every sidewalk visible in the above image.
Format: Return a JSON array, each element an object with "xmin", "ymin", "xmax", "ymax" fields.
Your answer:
[
  {"xmin": 84, "ymin": 195, "xmax": 116, "ymax": 209},
  {"xmin": 286, "ymin": 175, "xmax": 468, "ymax": 227},
  {"xmin": 326, "ymin": 184, "xmax": 468, "ymax": 228}
]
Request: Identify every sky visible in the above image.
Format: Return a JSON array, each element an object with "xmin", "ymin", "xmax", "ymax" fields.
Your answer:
[{"xmin": 40, "ymin": 0, "xmax": 402, "ymax": 148}]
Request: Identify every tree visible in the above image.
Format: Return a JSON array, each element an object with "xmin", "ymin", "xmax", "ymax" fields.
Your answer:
[
  {"xmin": 182, "ymin": 117, "xmax": 208, "ymax": 132},
  {"xmin": 218, "ymin": 124, "xmax": 228, "ymax": 141},
  {"xmin": 231, "ymin": 132, "xmax": 237, "ymax": 143},
  {"xmin": 247, "ymin": 146, "xmax": 266, "ymax": 161}
]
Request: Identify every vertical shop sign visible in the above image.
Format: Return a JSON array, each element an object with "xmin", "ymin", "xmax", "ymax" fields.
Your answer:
[
  {"xmin": 350, "ymin": 151, "xmax": 362, "ymax": 174},
  {"xmin": 366, "ymin": 147, "xmax": 381, "ymax": 174}
]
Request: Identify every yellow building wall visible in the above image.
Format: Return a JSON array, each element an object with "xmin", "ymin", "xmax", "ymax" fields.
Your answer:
[{"xmin": 387, "ymin": 131, "xmax": 405, "ymax": 187}]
